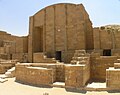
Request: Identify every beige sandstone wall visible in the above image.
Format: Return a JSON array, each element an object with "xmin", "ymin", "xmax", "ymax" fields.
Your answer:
[
  {"xmin": 65, "ymin": 64, "xmax": 89, "ymax": 88},
  {"xmin": 15, "ymin": 63, "xmax": 65, "ymax": 84},
  {"xmin": 28, "ymin": 3, "xmax": 93, "ymax": 62},
  {"xmin": 0, "ymin": 31, "xmax": 28, "ymax": 61},
  {"xmin": 93, "ymin": 27, "xmax": 120, "ymax": 56},
  {"xmin": 15, "ymin": 64, "xmax": 53, "ymax": 85},
  {"xmin": 106, "ymin": 68, "xmax": 120, "ymax": 88},
  {"xmin": 93, "ymin": 28, "xmax": 112, "ymax": 49},
  {"xmin": 91, "ymin": 54, "xmax": 118, "ymax": 81}
]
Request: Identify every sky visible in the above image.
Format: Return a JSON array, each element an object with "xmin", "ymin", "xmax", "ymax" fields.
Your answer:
[{"xmin": 0, "ymin": 0, "xmax": 120, "ymax": 36}]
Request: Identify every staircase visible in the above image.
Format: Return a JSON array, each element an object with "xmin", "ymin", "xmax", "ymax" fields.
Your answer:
[
  {"xmin": 5, "ymin": 67, "xmax": 15, "ymax": 78},
  {"xmin": 71, "ymin": 50, "xmax": 90, "ymax": 65},
  {"xmin": 33, "ymin": 52, "xmax": 60, "ymax": 63}
]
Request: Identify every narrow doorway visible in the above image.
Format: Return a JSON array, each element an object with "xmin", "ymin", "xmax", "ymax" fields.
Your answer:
[
  {"xmin": 103, "ymin": 49, "xmax": 111, "ymax": 56},
  {"xmin": 55, "ymin": 51, "xmax": 62, "ymax": 62}
]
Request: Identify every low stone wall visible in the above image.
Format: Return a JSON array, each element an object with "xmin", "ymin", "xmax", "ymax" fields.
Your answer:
[
  {"xmin": 0, "ymin": 60, "xmax": 18, "ymax": 74},
  {"xmin": 56, "ymin": 64, "xmax": 65, "ymax": 82},
  {"xmin": 33, "ymin": 53, "xmax": 57, "ymax": 63},
  {"xmin": 0, "ymin": 64, "xmax": 6, "ymax": 73},
  {"xmin": 65, "ymin": 64, "xmax": 90, "ymax": 88},
  {"xmin": 30, "ymin": 63, "xmax": 65, "ymax": 82},
  {"xmin": 91, "ymin": 54, "xmax": 118, "ymax": 81},
  {"xmin": 31, "ymin": 63, "xmax": 56, "ymax": 82},
  {"xmin": 114, "ymin": 63, "xmax": 120, "ymax": 69},
  {"xmin": 12, "ymin": 53, "xmax": 28, "ymax": 63},
  {"xmin": 112, "ymin": 49, "xmax": 120, "ymax": 56},
  {"xmin": 62, "ymin": 51, "xmax": 74, "ymax": 63},
  {"xmin": 15, "ymin": 64, "xmax": 53, "ymax": 85},
  {"xmin": 106, "ymin": 68, "xmax": 120, "ymax": 88},
  {"xmin": 15, "ymin": 63, "xmax": 65, "ymax": 86}
]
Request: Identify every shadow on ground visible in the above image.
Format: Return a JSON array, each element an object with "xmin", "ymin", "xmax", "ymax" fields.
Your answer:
[
  {"xmin": 15, "ymin": 80, "xmax": 53, "ymax": 88},
  {"xmin": 107, "ymin": 90, "xmax": 120, "ymax": 93},
  {"xmin": 65, "ymin": 88, "xmax": 87, "ymax": 94}
]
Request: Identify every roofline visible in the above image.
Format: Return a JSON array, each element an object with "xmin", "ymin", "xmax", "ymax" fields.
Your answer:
[{"xmin": 33, "ymin": 3, "xmax": 83, "ymax": 16}]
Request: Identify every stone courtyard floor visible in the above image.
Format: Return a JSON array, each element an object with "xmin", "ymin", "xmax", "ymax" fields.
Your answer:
[{"xmin": 0, "ymin": 78, "xmax": 120, "ymax": 95}]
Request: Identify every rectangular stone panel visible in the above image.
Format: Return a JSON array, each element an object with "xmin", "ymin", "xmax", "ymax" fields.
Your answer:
[
  {"xmin": 55, "ymin": 4, "xmax": 66, "ymax": 51},
  {"xmin": 45, "ymin": 6, "xmax": 55, "ymax": 53}
]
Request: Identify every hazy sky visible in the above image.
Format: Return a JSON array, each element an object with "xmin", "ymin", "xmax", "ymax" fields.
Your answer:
[{"xmin": 0, "ymin": 0, "xmax": 120, "ymax": 36}]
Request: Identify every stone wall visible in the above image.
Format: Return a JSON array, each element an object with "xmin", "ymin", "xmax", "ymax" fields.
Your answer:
[
  {"xmin": 91, "ymin": 53, "xmax": 118, "ymax": 81},
  {"xmin": 28, "ymin": 3, "xmax": 93, "ymax": 62},
  {"xmin": 93, "ymin": 27, "xmax": 120, "ymax": 56},
  {"xmin": 93, "ymin": 28, "xmax": 112, "ymax": 49},
  {"xmin": 15, "ymin": 63, "xmax": 65, "ymax": 85},
  {"xmin": 0, "ymin": 31, "xmax": 28, "ymax": 62},
  {"xmin": 31, "ymin": 63, "xmax": 65, "ymax": 82},
  {"xmin": 65, "ymin": 64, "xmax": 89, "ymax": 88},
  {"xmin": 12, "ymin": 53, "xmax": 28, "ymax": 63},
  {"xmin": 33, "ymin": 53, "xmax": 58, "ymax": 63},
  {"xmin": 31, "ymin": 63, "xmax": 56, "ymax": 82},
  {"xmin": 62, "ymin": 51, "xmax": 74, "ymax": 63},
  {"xmin": 15, "ymin": 64, "xmax": 53, "ymax": 85},
  {"xmin": 56, "ymin": 64, "xmax": 65, "ymax": 82},
  {"xmin": 65, "ymin": 50, "xmax": 90, "ymax": 88},
  {"xmin": 0, "ymin": 60, "xmax": 17, "ymax": 74},
  {"xmin": 106, "ymin": 68, "xmax": 120, "ymax": 88}
]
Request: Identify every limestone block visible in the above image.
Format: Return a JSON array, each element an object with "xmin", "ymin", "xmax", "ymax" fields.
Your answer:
[
  {"xmin": 12, "ymin": 53, "xmax": 28, "ymax": 62},
  {"xmin": 0, "ymin": 47, "xmax": 5, "ymax": 54},
  {"xmin": 55, "ymin": 4, "xmax": 66, "ymax": 51},
  {"xmin": 31, "ymin": 63, "xmax": 56, "ymax": 82},
  {"xmin": 15, "ymin": 64, "xmax": 54, "ymax": 86},
  {"xmin": 91, "ymin": 56, "xmax": 118, "ymax": 81},
  {"xmin": 56, "ymin": 64, "xmax": 65, "ymax": 82},
  {"xmin": 114, "ymin": 63, "xmax": 120, "ymax": 69},
  {"xmin": 65, "ymin": 64, "xmax": 90, "ymax": 88},
  {"xmin": 106, "ymin": 68, "xmax": 120, "ymax": 88},
  {"xmin": 0, "ymin": 64, "xmax": 6, "ymax": 74}
]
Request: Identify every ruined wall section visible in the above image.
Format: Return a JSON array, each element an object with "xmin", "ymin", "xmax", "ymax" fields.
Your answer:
[
  {"xmin": 93, "ymin": 27, "xmax": 120, "ymax": 56},
  {"xmin": 90, "ymin": 53, "xmax": 118, "ymax": 81},
  {"xmin": 0, "ymin": 31, "xmax": 28, "ymax": 61}
]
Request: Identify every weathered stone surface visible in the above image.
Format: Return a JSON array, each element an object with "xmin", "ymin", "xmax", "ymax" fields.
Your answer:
[
  {"xmin": 91, "ymin": 55, "xmax": 118, "ymax": 81},
  {"xmin": 28, "ymin": 3, "xmax": 93, "ymax": 63},
  {"xmin": 106, "ymin": 68, "xmax": 120, "ymax": 88},
  {"xmin": 15, "ymin": 64, "xmax": 53, "ymax": 85},
  {"xmin": 1, "ymin": 3, "xmax": 120, "ymax": 90},
  {"xmin": 0, "ymin": 31, "xmax": 28, "ymax": 62}
]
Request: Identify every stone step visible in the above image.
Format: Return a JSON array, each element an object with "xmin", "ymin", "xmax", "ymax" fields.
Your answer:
[
  {"xmin": 0, "ymin": 78, "xmax": 8, "ymax": 83},
  {"xmin": 5, "ymin": 67, "xmax": 15, "ymax": 78},
  {"xmin": 75, "ymin": 50, "xmax": 86, "ymax": 54}
]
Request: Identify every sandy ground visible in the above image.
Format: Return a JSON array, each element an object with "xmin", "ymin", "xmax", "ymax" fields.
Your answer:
[{"xmin": 0, "ymin": 78, "xmax": 120, "ymax": 95}]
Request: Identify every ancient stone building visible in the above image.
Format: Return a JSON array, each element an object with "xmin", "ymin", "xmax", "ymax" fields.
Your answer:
[
  {"xmin": 28, "ymin": 3, "xmax": 94, "ymax": 63},
  {"xmin": 93, "ymin": 25, "xmax": 120, "ymax": 56},
  {"xmin": 1, "ymin": 3, "xmax": 120, "ymax": 90},
  {"xmin": 0, "ymin": 31, "xmax": 28, "ymax": 62}
]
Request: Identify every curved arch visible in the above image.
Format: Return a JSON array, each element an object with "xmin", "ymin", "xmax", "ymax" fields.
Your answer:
[{"xmin": 34, "ymin": 3, "xmax": 81, "ymax": 16}]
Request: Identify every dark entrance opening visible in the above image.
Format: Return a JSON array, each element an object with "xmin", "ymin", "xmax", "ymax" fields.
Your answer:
[
  {"xmin": 103, "ymin": 49, "xmax": 111, "ymax": 56},
  {"xmin": 55, "ymin": 51, "xmax": 62, "ymax": 62},
  {"xmin": 10, "ymin": 54, "xmax": 12, "ymax": 60}
]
